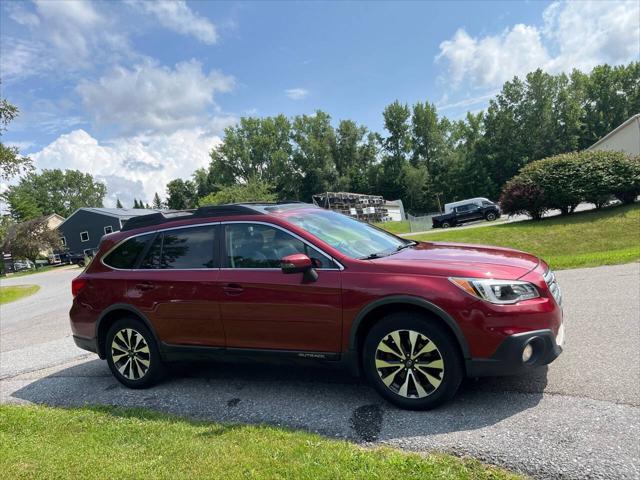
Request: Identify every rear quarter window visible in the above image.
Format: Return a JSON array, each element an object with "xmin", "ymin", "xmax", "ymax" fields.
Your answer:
[{"xmin": 103, "ymin": 233, "xmax": 153, "ymax": 269}]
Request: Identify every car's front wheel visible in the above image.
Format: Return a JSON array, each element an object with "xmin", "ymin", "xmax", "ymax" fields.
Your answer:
[
  {"xmin": 362, "ymin": 313, "xmax": 463, "ymax": 410},
  {"xmin": 485, "ymin": 212, "xmax": 497, "ymax": 221},
  {"xmin": 105, "ymin": 317, "xmax": 165, "ymax": 389}
]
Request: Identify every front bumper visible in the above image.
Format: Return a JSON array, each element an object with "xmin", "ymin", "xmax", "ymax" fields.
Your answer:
[{"xmin": 465, "ymin": 329, "xmax": 562, "ymax": 377}]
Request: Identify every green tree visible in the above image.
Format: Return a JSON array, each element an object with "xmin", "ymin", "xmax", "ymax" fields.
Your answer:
[
  {"xmin": 2, "ymin": 169, "xmax": 106, "ymax": 220},
  {"xmin": 116, "ymin": 198, "xmax": 123, "ymax": 208},
  {"xmin": 152, "ymin": 192, "xmax": 163, "ymax": 209},
  {"xmin": 199, "ymin": 178, "xmax": 277, "ymax": 206},
  {"xmin": 209, "ymin": 115, "xmax": 292, "ymax": 190},
  {"xmin": 133, "ymin": 199, "xmax": 140, "ymax": 208},
  {"xmin": 2, "ymin": 217, "xmax": 62, "ymax": 264},
  {"xmin": 289, "ymin": 111, "xmax": 338, "ymax": 200},
  {"xmin": 0, "ymin": 98, "xmax": 33, "ymax": 181},
  {"xmin": 166, "ymin": 179, "xmax": 198, "ymax": 210},
  {"xmin": 380, "ymin": 101, "xmax": 411, "ymax": 200}
]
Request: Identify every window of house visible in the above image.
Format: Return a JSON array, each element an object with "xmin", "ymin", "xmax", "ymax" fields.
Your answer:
[
  {"xmin": 60, "ymin": 236, "xmax": 67, "ymax": 247},
  {"xmin": 104, "ymin": 226, "xmax": 113, "ymax": 235},
  {"xmin": 80, "ymin": 231, "xmax": 89, "ymax": 242}
]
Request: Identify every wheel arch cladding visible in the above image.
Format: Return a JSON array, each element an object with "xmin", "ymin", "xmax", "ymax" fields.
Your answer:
[
  {"xmin": 96, "ymin": 304, "xmax": 157, "ymax": 358},
  {"xmin": 350, "ymin": 296, "xmax": 470, "ymax": 360}
]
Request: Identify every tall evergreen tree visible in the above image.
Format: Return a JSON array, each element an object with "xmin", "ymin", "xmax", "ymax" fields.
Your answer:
[
  {"xmin": 152, "ymin": 192, "xmax": 163, "ymax": 209},
  {"xmin": 116, "ymin": 198, "xmax": 123, "ymax": 208}
]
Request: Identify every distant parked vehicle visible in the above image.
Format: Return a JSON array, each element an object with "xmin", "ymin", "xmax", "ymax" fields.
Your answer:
[
  {"xmin": 433, "ymin": 200, "xmax": 500, "ymax": 228},
  {"xmin": 13, "ymin": 259, "xmax": 35, "ymax": 271},
  {"xmin": 59, "ymin": 252, "xmax": 86, "ymax": 267},
  {"xmin": 443, "ymin": 197, "xmax": 494, "ymax": 214},
  {"xmin": 48, "ymin": 253, "xmax": 62, "ymax": 265}
]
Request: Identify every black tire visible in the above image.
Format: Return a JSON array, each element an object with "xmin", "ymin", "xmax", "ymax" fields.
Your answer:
[
  {"xmin": 362, "ymin": 312, "xmax": 463, "ymax": 410},
  {"xmin": 105, "ymin": 317, "xmax": 165, "ymax": 389},
  {"xmin": 441, "ymin": 221, "xmax": 451, "ymax": 228},
  {"xmin": 485, "ymin": 212, "xmax": 497, "ymax": 221}
]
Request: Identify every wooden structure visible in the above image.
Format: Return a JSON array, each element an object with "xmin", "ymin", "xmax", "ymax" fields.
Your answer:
[{"xmin": 312, "ymin": 192, "xmax": 391, "ymax": 222}]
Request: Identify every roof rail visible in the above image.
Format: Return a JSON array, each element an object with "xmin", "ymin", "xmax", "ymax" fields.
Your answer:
[{"xmin": 121, "ymin": 205, "xmax": 263, "ymax": 231}]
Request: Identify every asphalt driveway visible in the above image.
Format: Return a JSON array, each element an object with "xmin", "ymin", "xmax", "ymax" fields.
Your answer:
[{"xmin": 1, "ymin": 263, "xmax": 638, "ymax": 479}]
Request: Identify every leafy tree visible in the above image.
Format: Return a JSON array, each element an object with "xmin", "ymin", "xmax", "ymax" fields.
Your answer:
[
  {"xmin": 199, "ymin": 178, "xmax": 277, "ymax": 206},
  {"xmin": 0, "ymin": 98, "xmax": 33, "ymax": 181},
  {"xmin": 289, "ymin": 111, "xmax": 338, "ymax": 200},
  {"xmin": 2, "ymin": 217, "xmax": 62, "ymax": 264},
  {"xmin": 152, "ymin": 192, "xmax": 163, "ymax": 209},
  {"xmin": 210, "ymin": 115, "xmax": 292, "ymax": 189},
  {"xmin": 166, "ymin": 179, "xmax": 198, "ymax": 210},
  {"xmin": 133, "ymin": 199, "xmax": 140, "ymax": 208},
  {"xmin": 2, "ymin": 169, "xmax": 106, "ymax": 221},
  {"xmin": 116, "ymin": 198, "xmax": 123, "ymax": 208},
  {"xmin": 380, "ymin": 101, "xmax": 411, "ymax": 200}
]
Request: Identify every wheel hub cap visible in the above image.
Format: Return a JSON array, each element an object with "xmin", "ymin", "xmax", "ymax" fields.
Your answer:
[
  {"xmin": 111, "ymin": 328, "xmax": 151, "ymax": 380},
  {"xmin": 375, "ymin": 329, "xmax": 444, "ymax": 399}
]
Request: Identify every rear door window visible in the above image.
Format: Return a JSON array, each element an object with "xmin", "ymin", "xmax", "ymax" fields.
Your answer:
[
  {"xmin": 140, "ymin": 225, "xmax": 217, "ymax": 269},
  {"xmin": 103, "ymin": 233, "xmax": 154, "ymax": 269}
]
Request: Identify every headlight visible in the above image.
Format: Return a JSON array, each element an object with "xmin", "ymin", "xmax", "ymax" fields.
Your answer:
[{"xmin": 449, "ymin": 277, "xmax": 540, "ymax": 304}]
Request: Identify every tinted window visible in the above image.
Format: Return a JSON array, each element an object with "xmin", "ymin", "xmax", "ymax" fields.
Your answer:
[
  {"xmin": 103, "ymin": 233, "xmax": 153, "ymax": 269},
  {"xmin": 455, "ymin": 205, "xmax": 470, "ymax": 213},
  {"xmin": 140, "ymin": 234, "xmax": 162, "ymax": 269},
  {"xmin": 225, "ymin": 223, "xmax": 333, "ymax": 269},
  {"xmin": 140, "ymin": 226, "xmax": 216, "ymax": 269}
]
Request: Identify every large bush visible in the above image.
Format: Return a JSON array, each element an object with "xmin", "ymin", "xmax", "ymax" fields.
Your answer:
[
  {"xmin": 500, "ymin": 150, "xmax": 639, "ymax": 219},
  {"xmin": 198, "ymin": 178, "xmax": 277, "ymax": 206}
]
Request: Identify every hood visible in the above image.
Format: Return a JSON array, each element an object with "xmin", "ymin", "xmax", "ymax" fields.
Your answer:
[{"xmin": 370, "ymin": 241, "xmax": 540, "ymax": 280}]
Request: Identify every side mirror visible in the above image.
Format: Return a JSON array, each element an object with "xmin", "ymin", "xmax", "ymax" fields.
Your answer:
[{"xmin": 281, "ymin": 253, "xmax": 318, "ymax": 282}]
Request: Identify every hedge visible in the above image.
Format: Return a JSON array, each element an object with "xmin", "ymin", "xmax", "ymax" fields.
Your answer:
[{"xmin": 499, "ymin": 151, "xmax": 640, "ymax": 219}]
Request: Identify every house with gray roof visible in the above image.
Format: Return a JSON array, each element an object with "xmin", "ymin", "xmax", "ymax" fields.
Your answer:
[{"xmin": 57, "ymin": 208, "xmax": 160, "ymax": 256}]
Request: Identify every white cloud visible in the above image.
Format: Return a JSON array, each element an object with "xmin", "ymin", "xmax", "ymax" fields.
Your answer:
[
  {"xmin": 437, "ymin": 0, "xmax": 640, "ymax": 89},
  {"xmin": 77, "ymin": 60, "xmax": 235, "ymax": 134},
  {"xmin": 129, "ymin": 0, "xmax": 218, "ymax": 44},
  {"xmin": 30, "ymin": 128, "xmax": 227, "ymax": 206},
  {"xmin": 285, "ymin": 88, "xmax": 309, "ymax": 100},
  {"xmin": 2, "ymin": 0, "xmax": 136, "ymax": 81}
]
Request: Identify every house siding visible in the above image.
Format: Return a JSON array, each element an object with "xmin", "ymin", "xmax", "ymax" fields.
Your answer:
[{"xmin": 58, "ymin": 210, "xmax": 121, "ymax": 255}]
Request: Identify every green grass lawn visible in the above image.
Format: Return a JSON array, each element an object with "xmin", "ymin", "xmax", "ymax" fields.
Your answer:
[
  {"xmin": 2, "ymin": 265, "xmax": 56, "ymax": 278},
  {"xmin": 0, "ymin": 405, "xmax": 519, "ymax": 480},
  {"xmin": 407, "ymin": 203, "xmax": 640, "ymax": 270},
  {"xmin": 0, "ymin": 285, "xmax": 40, "ymax": 305},
  {"xmin": 374, "ymin": 219, "xmax": 410, "ymax": 234}
]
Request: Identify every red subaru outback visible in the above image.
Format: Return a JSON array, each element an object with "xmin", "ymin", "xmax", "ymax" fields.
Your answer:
[{"xmin": 70, "ymin": 203, "xmax": 564, "ymax": 410}]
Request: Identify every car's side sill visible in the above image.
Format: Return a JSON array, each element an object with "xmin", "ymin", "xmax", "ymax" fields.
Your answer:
[{"xmin": 159, "ymin": 342, "xmax": 341, "ymax": 363}]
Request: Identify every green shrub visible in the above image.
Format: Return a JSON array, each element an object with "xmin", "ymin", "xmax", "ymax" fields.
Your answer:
[
  {"xmin": 500, "ymin": 150, "xmax": 639, "ymax": 219},
  {"xmin": 199, "ymin": 179, "xmax": 277, "ymax": 206}
]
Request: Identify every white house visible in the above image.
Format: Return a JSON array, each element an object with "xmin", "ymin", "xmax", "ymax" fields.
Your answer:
[{"xmin": 587, "ymin": 113, "xmax": 640, "ymax": 155}]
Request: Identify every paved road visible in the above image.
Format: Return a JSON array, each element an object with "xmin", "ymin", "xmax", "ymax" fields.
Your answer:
[{"xmin": 1, "ymin": 263, "xmax": 639, "ymax": 479}]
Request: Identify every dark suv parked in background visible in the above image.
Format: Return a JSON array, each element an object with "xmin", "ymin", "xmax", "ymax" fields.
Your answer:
[
  {"xmin": 432, "ymin": 200, "xmax": 500, "ymax": 228},
  {"xmin": 70, "ymin": 202, "xmax": 563, "ymax": 410}
]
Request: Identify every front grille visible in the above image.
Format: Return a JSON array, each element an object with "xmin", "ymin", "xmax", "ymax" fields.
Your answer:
[{"xmin": 544, "ymin": 269, "xmax": 562, "ymax": 306}]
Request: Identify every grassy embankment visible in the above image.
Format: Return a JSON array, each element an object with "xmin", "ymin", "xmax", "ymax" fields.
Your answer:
[
  {"xmin": 0, "ymin": 285, "xmax": 40, "ymax": 305},
  {"xmin": 0, "ymin": 405, "xmax": 520, "ymax": 480},
  {"xmin": 404, "ymin": 203, "xmax": 639, "ymax": 270}
]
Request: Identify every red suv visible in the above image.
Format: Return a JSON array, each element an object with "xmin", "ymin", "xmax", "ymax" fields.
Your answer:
[{"xmin": 70, "ymin": 203, "xmax": 564, "ymax": 410}]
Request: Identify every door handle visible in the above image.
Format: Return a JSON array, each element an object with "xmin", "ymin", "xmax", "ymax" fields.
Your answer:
[
  {"xmin": 135, "ymin": 282, "xmax": 155, "ymax": 291},
  {"xmin": 223, "ymin": 283, "xmax": 244, "ymax": 295}
]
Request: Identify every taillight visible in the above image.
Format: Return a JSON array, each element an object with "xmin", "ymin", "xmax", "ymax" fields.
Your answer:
[{"xmin": 72, "ymin": 278, "xmax": 87, "ymax": 298}]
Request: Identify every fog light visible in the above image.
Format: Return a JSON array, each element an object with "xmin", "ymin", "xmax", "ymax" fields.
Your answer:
[{"xmin": 522, "ymin": 343, "xmax": 534, "ymax": 363}]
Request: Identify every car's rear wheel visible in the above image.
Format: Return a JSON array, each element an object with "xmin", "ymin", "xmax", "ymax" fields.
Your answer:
[
  {"xmin": 362, "ymin": 313, "xmax": 463, "ymax": 410},
  {"xmin": 441, "ymin": 221, "xmax": 451, "ymax": 228},
  {"xmin": 105, "ymin": 317, "xmax": 165, "ymax": 389},
  {"xmin": 485, "ymin": 212, "xmax": 496, "ymax": 221}
]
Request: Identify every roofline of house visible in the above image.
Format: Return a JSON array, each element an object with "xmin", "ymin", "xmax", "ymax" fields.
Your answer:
[
  {"xmin": 587, "ymin": 113, "xmax": 640, "ymax": 151},
  {"xmin": 57, "ymin": 207, "xmax": 124, "ymax": 230}
]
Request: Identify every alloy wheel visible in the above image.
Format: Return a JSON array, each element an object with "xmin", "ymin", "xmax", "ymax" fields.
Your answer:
[
  {"xmin": 111, "ymin": 328, "xmax": 151, "ymax": 380},
  {"xmin": 374, "ymin": 329, "xmax": 444, "ymax": 398}
]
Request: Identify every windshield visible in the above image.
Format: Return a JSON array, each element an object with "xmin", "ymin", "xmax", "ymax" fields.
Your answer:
[{"xmin": 283, "ymin": 209, "xmax": 411, "ymax": 259}]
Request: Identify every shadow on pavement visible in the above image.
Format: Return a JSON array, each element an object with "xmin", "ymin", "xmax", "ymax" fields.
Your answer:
[{"xmin": 10, "ymin": 356, "xmax": 548, "ymax": 442}]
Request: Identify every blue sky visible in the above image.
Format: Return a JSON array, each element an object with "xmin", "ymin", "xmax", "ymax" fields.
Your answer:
[{"xmin": 1, "ymin": 0, "xmax": 637, "ymax": 207}]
